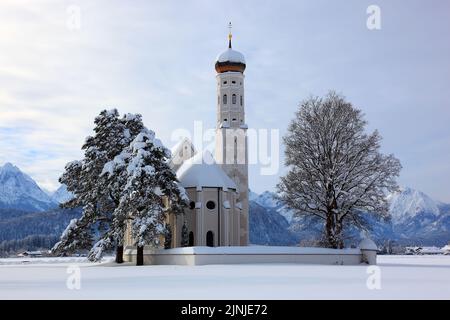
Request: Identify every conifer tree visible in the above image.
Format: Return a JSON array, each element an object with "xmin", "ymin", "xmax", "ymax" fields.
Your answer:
[
  {"xmin": 53, "ymin": 110, "xmax": 144, "ymax": 262},
  {"xmin": 101, "ymin": 128, "xmax": 188, "ymax": 265}
]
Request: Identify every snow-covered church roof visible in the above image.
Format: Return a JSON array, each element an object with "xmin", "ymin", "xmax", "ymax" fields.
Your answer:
[{"xmin": 176, "ymin": 151, "xmax": 237, "ymax": 191}]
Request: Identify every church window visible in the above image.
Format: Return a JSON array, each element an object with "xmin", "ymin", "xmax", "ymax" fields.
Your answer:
[
  {"xmin": 206, "ymin": 201, "xmax": 216, "ymax": 210},
  {"xmin": 232, "ymin": 80, "xmax": 236, "ymax": 84},
  {"xmin": 240, "ymin": 95, "xmax": 243, "ymax": 106},
  {"xmin": 224, "ymin": 118, "xmax": 228, "ymax": 122},
  {"xmin": 232, "ymin": 94, "xmax": 236, "ymax": 104},
  {"xmin": 223, "ymin": 81, "xmax": 227, "ymax": 85},
  {"xmin": 232, "ymin": 118, "xmax": 237, "ymax": 121},
  {"xmin": 223, "ymin": 94, "xmax": 227, "ymax": 104},
  {"xmin": 189, "ymin": 201, "xmax": 196, "ymax": 210}
]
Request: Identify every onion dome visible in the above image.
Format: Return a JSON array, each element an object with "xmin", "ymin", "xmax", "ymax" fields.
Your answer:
[{"xmin": 215, "ymin": 26, "xmax": 246, "ymax": 73}]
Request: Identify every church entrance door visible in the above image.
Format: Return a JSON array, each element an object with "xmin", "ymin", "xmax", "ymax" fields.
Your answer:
[
  {"xmin": 206, "ymin": 231, "xmax": 214, "ymax": 247},
  {"xmin": 189, "ymin": 232, "xmax": 194, "ymax": 246}
]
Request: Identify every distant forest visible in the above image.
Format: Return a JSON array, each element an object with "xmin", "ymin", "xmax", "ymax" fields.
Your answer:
[{"xmin": 0, "ymin": 208, "xmax": 81, "ymax": 256}]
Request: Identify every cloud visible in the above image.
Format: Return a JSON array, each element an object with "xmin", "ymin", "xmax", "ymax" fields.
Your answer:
[{"xmin": 0, "ymin": 0, "xmax": 449, "ymax": 201}]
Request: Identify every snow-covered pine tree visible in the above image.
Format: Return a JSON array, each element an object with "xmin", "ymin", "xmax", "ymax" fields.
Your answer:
[
  {"xmin": 102, "ymin": 128, "xmax": 188, "ymax": 265},
  {"xmin": 90, "ymin": 113, "xmax": 145, "ymax": 263},
  {"xmin": 277, "ymin": 92, "xmax": 401, "ymax": 248},
  {"xmin": 53, "ymin": 109, "xmax": 144, "ymax": 262}
]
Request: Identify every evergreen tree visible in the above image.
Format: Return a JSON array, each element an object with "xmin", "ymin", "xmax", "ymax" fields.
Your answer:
[
  {"xmin": 52, "ymin": 110, "xmax": 144, "ymax": 262},
  {"xmin": 101, "ymin": 128, "xmax": 188, "ymax": 265},
  {"xmin": 53, "ymin": 110, "xmax": 187, "ymax": 264}
]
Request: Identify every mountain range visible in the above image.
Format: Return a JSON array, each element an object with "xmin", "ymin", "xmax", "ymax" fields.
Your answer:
[
  {"xmin": 0, "ymin": 162, "xmax": 449, "ymax": 253},
  {"xmin": 249, "ymin": 187, "xmax": 450, "ymax": 247}
]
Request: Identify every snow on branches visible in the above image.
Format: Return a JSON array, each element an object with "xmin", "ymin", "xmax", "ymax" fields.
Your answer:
[
  {"xmin": 277, "ymin": 92, "xmax": 401, "ymax": 248},
  {"xmin": 102, "ymin": 128, "xmax": 187, "ymax": 249},
  {"xmin": 53, "ymin": 109, "xmax": 186, "ymax": 262}
]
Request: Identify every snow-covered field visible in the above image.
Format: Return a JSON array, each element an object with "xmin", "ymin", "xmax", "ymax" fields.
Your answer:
[{"xmin": 0, "ymin": 255, "xmax": 449, "ymax": 299}]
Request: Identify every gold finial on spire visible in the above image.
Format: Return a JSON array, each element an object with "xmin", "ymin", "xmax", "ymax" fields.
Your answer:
[{"xmin": 228, "ymin": 21, "xmax": 232, "ymax": 48}]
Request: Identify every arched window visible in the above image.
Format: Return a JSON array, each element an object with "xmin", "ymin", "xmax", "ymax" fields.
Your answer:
[
  {"xmin": 189, "ymin": 232, "xmax": 194, "ymax": 246},
  {"xmin": 240, "ymin": 95, "xmax": 243, "ymax": 106},
  {"xmin": 232, "ymin": 94, "xmax": 237, "ymax": 104},
  {"xmin": 189, "ymin": 201, "xmax": 196, "ymax": 210},
  {"xmin": 206, "ymin": 231, "xmax": 214, "ymax": 247},
  {"xmin": 223, "ymin": 94, "xmax": 227, "ymax": 104}
]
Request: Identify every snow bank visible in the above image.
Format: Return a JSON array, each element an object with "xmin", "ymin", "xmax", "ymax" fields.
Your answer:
[{"xmin": 1, "ymin": 255, "xmax": 450, "ymax": 299}]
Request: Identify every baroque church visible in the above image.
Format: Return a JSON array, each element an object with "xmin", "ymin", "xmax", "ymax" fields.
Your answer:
[{"xmin": 125, "ymin": 29, "xmax": 249, "ymax": 249}]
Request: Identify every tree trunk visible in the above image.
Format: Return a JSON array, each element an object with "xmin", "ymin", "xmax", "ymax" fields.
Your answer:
[
  {"xmin": 325, "ymin": 213, "xmax": 342, "ymax": 249},
  {"xmin": 115, "ymin": 245, "xmax": 123, "ymax": 264},
  {"xmin": 335, "ymin": 222, "xmax": 344, "ymax": 249},
  {"xmin": 136, "ymin": 246, "xmax": 144, "ymax": 266}
]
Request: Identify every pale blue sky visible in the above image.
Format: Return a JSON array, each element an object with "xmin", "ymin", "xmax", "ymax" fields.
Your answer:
[{"xmin": 0, "ymin": 0, "xmax": 449, "ymax": 202}]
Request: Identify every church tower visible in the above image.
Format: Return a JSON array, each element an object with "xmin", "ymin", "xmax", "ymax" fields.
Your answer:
[{"xmin": 214, "ymin": 24, "xmax": 249, "ymax": 246}]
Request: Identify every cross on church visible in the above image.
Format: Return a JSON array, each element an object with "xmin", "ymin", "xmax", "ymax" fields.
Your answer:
[{"xmin": 228, "ymin": 22, "xmax": 232, "ymax": 48}]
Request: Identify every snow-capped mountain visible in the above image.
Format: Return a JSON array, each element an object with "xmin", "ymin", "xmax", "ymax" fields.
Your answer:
[
  {"xmin": 51, "ymin": 184, "xmax": 73, "ymax": 204},
  {"xmin": 388, "ymin": 187, "xmax": 441, "ymax": 223},
  {"xmin": 0, "ymin": 163, "xmax": 58, "ymax": 212}
]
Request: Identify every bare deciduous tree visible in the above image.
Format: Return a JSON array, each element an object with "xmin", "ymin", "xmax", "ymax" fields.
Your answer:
[{"xmin": 277, "ymin": 92, "xmax": 401, "ymax": 248}]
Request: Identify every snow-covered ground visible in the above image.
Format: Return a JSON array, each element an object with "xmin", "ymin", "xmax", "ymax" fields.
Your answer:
[{"xmin": 0, "ymin": 255, "xmax": 449, "ymax": 299}]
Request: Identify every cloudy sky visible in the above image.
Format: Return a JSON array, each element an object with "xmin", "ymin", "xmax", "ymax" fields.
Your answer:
[{"xmin": 0, "ymin": 0, "xmax": 449, "ymax": 202}]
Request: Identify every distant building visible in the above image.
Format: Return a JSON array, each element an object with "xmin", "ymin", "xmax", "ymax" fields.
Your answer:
[
  {"xmin": 17, "ymin": 251, "xmax": 43, "ymax": 257},
  {"xmin": 405, "ymin": 246, "xmax": 444, "ymax": 255}
]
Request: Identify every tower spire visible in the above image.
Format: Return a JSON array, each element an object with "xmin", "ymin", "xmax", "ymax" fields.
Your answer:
[{"xmin": 228, "ymin": 21, "xmax": 232, "ymax": 49}]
